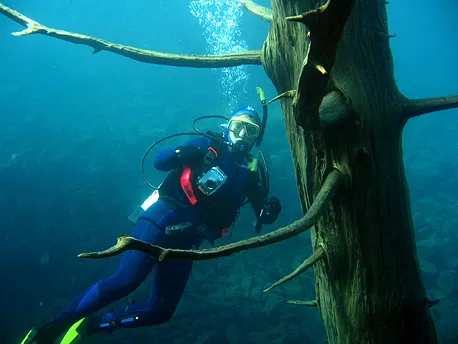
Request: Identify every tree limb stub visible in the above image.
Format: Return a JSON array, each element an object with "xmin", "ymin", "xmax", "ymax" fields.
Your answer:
[
  {"xmin": 268, "ymin": 90, "xmax": 297, "ymax": 104},
  {"xmin": 426, "ymin": 298, "xmax": 440, "ymax": 308},
  {"xmin": 0, "ymin": 3, "xmax": 261, "ymax": 68},
  {"xmin": 269, "ymin": 90, "xmax": 351, "ymax": 127},
  {"xmin": 287, "ymin": 0, "xmax": 356, "ymax": 129},
  {"xmin": 241, "ymin": 0, "xmax": 272, "ymax": 23},
  {"xmin": 287, "ymin": 300, "xmax": 318, "ymax": 307},
  {"xmin": 78, "ymin": 170, "xmax": 343, "ymax": 261},
  {"xmin": 404, "ymin": 95, "xmax": 458, "ymax": 120},
  {"xmin": 264, "ymin": 246, "xmax": 324, "ymax": 292}
]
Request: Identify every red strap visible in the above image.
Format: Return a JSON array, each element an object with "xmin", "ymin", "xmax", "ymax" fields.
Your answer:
[
  {"xmin": 221, "ymin": 227, "xmax": 228, "ymax": 237},
  {"xmin": 208, "ymin": 147, "xmax": 218, "ymax": 158},
  {"xmin": 180, "ymin": 167, "xmax": 197, "ymax": 205}
]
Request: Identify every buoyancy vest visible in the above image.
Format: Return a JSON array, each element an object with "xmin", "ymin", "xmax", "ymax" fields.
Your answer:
[{"xmin": 158, "ymin": 138, "xmax": 251, "ymax": 239}]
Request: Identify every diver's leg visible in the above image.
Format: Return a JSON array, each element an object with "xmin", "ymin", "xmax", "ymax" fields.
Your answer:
[
  {"xmin": 56, "ymin": 218, "xmax": 162, "ymax": 323},
  {"xmin": 100, "ymin": 233, "xmax": 203, "ymax": 328},
  {"xmin": 53, "ymin": 236, "xmax": 200, "ymax": 344},
  {"xmin": 57, "ymin": 201, "xmax": 184, "ymax": 324},
  {"xmin": 22, "ymin": 203, "xmax": 177, "ymax": 343}
]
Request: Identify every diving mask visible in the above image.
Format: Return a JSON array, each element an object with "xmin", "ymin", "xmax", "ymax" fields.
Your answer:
[{"xmin": 227, "ymin": 116, "xmax": 260, "ymax": 140}]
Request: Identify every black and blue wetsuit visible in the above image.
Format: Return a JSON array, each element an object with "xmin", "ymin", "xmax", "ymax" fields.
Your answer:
[{"xmin": 55, "ymin": 135, "xmax": 269, "ymax": 331}]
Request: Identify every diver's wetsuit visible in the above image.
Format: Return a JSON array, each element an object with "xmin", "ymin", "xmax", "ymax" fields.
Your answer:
[{"xmin": 55, "ymin": 136, "xmax": 268, "ymax": 332}]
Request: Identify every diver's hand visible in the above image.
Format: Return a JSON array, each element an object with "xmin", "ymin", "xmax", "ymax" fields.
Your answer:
[
  {"xmin": 259, "ymin": 197, "xmax": 282, "ymax": 224},
  {"xmin": 175, "ymin": 144, "xmax": 203, "ymax": 167}
]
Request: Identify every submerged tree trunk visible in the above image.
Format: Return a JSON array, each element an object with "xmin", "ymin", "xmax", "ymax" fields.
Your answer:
[{"xmin": 262, "ymin": 0, "xmax": 438, "ymax": 342}]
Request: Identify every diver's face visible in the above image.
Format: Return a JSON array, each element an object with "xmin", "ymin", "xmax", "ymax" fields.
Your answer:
[{"xmin": 227, "ymin": 115, "xmax": 260, "ymax": 153}]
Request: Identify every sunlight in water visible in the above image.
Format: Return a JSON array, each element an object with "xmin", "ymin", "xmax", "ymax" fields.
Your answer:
[{"xmin": 189, "ymin": 0, "xmax": 249, "ymax": 111}]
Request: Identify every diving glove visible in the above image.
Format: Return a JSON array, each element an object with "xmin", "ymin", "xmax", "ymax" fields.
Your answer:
[{"xmin": 259, "ymin": 196, "xmax": 282, "ymax": 224}]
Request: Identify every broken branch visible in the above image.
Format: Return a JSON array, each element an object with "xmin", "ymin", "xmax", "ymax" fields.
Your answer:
[
  {"xmin": 287, "ymin": 300, "xmax": 318, "ymax": 307},
  {"xmin": 403, "ymin": 95, "xmax": 458, "ymax": 120},
  {"xmin": 268, "ymin": 90, "xmax": 297, "ymax": 104},
  {"xmin": 286, "ymin": 0, "xmax": 331, "ymax": 25},
  {"xmin": 241, "ymin": 0, "xmax": 272, "ymax": 23},
  {"xmin": 426, "ymin": 298, "xmax": 440, "ymax": 308},
  {"xmin": 0, "ymin": 3, "xmax": 261, "ymax": 68},
  {"xmin": 375, "ymin": 31, "xmax": 396, "ymax": 39},
  {"xmin": 269, "ymin": 90, "xmax": 351, "ymax": 127},
  {"xmin": 78, "ymin": 170, "xmax": 343, "ymax": 261},
  {"xmin": 264, "ymin": 246, "xmax": 324, "ymax": 292}
]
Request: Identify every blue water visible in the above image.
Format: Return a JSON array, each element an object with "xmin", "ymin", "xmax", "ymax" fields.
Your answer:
[{"xmin": 0, "ymin": 0, "xmax": 457, "ymax": 343}]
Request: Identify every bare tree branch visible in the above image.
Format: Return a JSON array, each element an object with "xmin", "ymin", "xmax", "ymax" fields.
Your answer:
[
  {"xmin": 264, "ymin": 246, "xmax": 324, "ymax": 292},
  {"xmin": 241, "ymin": 0, "xmax": 272, "ymax": 23},
  {"xmin": 78, "ymin": 170, "xmax": 343, "ymax": 261},
  {"xmin": 403, "ymin": 95, "xmax": 458, "ymax": 120},
  {"xmin": 287, "ymin": 300, "xmax": 318, "ymax": 307},
  {"xmin": 0, "ymin": 3, "xmax": 261, "ymax": 68}
]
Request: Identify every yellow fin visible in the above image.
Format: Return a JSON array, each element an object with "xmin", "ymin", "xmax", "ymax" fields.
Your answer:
[
  {"xmin": 20, "ymin": 329, "xmax": 33, "ymax": 344},
  {"xmin": 59, "ymin": 318, "xmax": 86, "ymax": 344}
]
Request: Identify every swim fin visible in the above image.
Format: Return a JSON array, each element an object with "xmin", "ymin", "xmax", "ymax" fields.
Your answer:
[
  {"xmin": 19, "ymin": 328, "xmax": 34, "ymax": 344},
  {"xmin": 18, "ymin": 320, "xmax": 68, "ymax": 344},
  {"xmin": 58, "ymin": 318, "xmax": 86, "ymax": 344},
  {"xmin": 58, "ymin": 315, "xmax": 104, "ymax": 344},
  {"xmin": 19, "ymin": 315, "xmax": 101, "ymax": 344}
]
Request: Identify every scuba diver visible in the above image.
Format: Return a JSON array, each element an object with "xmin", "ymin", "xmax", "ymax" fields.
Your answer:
[{"xmin": 19, "ymin": 101, "xmax": 282, "ymax": 344}]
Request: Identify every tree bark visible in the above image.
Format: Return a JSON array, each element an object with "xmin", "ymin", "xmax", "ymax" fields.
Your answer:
[{"xmin": 262, "ymin": 0, "xmax": 438, "ymax": 343}]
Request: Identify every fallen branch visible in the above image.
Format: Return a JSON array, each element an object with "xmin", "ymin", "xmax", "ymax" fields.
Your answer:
[
  {"xmin": 403, "ymin": 95, "xmax": 458, "ymax": 120},
  {"xmin": 287, "ymin": 300, "xmax": 318, "ymax": 307},
  {"xmin": 241, "ymin": 0, "xmax": 272, "ymax": 23},
  {"xmin": 264, "ymin": 246, "xmax": 324, "ymax": 292},
  {"xmin": 78, "ymin": 170, "xmax": 343, "ymax": 261},
  {"xmin": 0, "ymin": 3, "xmax": 261, "ymax": 68}
]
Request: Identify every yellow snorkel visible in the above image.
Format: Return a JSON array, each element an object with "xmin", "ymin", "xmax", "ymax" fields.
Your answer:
[
  {"xmin": 248, "ymin": 87, "xmax": 267, "ymax": 173},
  {"xmin": 251, "ymin": 87, "xmax": 269, "ymax": 233}
]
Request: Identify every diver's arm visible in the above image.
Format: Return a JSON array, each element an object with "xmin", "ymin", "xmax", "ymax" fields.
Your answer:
[
  {"xmin": 154, "ymin": 148, "xmax": 181, "ymax": 171},
  {"xmin": 246, "ymin": 171, "xmax": 281, "ymax": 226},
  {"xmin": 154, "ymin": 137, "xmax": 209, "ymax": 172},
  {"xmin": 246, "ymin": 171, "xmax": 268, "ymax": 218}
]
